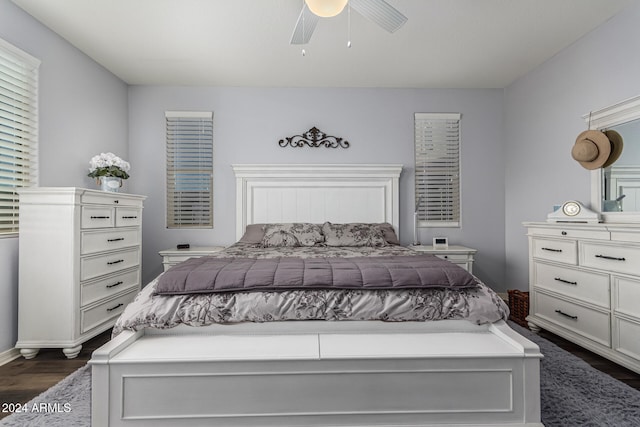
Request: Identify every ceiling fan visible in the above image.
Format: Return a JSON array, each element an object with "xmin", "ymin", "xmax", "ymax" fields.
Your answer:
[{"xmin": 290, "ymin": 0, "xmax": 408, "ymax": 45}]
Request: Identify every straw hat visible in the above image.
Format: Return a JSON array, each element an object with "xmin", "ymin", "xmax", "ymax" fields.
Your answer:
[
  {"xmin": 602, "ymin": 130, "xmax": 624, "ymax": 168},
  {"xmin": 571, "ymin": 130, "xmax": 611, "ymax": 170}
]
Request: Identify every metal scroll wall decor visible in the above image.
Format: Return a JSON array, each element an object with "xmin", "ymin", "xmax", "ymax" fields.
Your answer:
[{"xmin": 278, "ymin": 127, "xmax": 350, "ymax": 148}]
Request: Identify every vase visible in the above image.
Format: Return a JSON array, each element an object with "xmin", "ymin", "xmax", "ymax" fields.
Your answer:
[{"xmin": 98, "ymin": 177, "xmax": 122, "ymax": 192}]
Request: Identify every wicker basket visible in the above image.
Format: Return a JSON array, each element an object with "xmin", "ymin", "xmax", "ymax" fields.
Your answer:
[{"xmin": 508, "ymin": 289, "xmax": 530, "ymax": 328}]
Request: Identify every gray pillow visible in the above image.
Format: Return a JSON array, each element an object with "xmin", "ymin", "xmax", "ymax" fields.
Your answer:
[
  {"xmin": 238, "ymin": 223, "xmax": 266, "ymax": 244},
  {"xmin": 377, "ymin": 222, "xmax": 400, "ymax": 245}
]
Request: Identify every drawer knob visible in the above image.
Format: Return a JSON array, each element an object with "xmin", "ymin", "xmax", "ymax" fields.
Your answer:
[
  {"xmin": 114, "ymin": 200, "xmax": 119, "ymax": 204},
  {"xmin": 107, "ymin": 259, "xmax": 124, "ymax": 265},
  {"xmin": 542, "ymin": 247, "xmax": 562, "ymax": 253},
  {"xmin": 555, "ymin": 309, "xmax": 578, "ymax": 320},
  {"xmin": 107, "ymin": 303, "xmax": 123, "ymax": 312},
  {"xmin": 121, "ymin": 216, "xmax": 138, "ymax": 219},
  {"xmin": 106, "ymin": 281, "xmax": 123, "ymax": 289},
  {"xmin": 90, "ymin": 216, "xmax": 110, "ymax": 219},
  {"xmin": 561, "ymin": 231, "xmax": 567, "ymax": 236},
  {"xmin": 595, "ymin": 254, "xmax": 626, "ymax": 261},
  {"xmin": 554, "ymin": 277, "xmax": 577, "ymax": 285},
  {"xmin": 107, "ymin": 237, "xmax": 124, "ymax": 242}
]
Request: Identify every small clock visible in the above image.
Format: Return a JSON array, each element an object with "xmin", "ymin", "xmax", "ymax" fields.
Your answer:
[
  {"xmin": 433, "ymin": 237, "xmax": 449, "ymax": 249},
  {"xmin": 562, "ymin": 201, "xmax": 581, "ymax": 217},
  {"xmin": 547, "ymin": 201, "xmax": 601, "ymax": 223}
]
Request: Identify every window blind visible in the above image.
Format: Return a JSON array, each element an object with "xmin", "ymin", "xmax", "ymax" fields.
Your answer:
[
  {"xmin": 414, "ymin": 113, "xmax": 461, "ymax": 227},
  {"xmin": 0, "ymin": 39, "xmax": 39, "ymax": 235},
  {"xmin": 165, "ymin": 111, "xmax": 213, "ymax": 229}
]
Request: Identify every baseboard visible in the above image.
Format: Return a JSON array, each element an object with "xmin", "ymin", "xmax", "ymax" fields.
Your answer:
[{"xmin": 0, "ymin": 347, "xmax": 21, "ymax": 366}]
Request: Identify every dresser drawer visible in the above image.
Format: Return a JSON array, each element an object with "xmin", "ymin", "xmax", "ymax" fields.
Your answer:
[
  {"xmin": 609, "ymin": 227, "xmax": 640, "ymax": 244},
  {"xmin": 437, "ymin": 256, "xmax": 473, "ymax": 273},
  {"xmin": 528, "ymin": 226, "xmax": 609, "ymax": 240},
  {"xmin": 160, "ymin": 246, "xmax": 226, "ymax": 271},
  {"xmin": 81, "ymin": 229, "xmax": 140, "ymax": 254},
  {"xmin": 435, "ymin": 254, "xmax": 470, "ymax": 263},
  {"xmin": 534, "ymin": 291, "xmax": 610, "ymax": 346},
  {"xmin": 613, "ymin": 276, "xmax": 640, "ymax": 320},
  {"xmin": 82, "ymin": 191, "xmax": 144, "ymax": 208},
  {"xmin": 82, "ymin": 206, "xmax": 115, "ymax": 228},
  {"xmin": 80, "ymin": 290, "xmax": 137, "ymax": 334},
  {"xmin": 81, "ymin": 269, "xmax": 140, "ymax": 307},
  {"xmin": 534, "ymin": 262, "xmax": 609, "ymax": 308},
  {"xmin": 615, "ymin": 317, "xmax": 640, "ymax": 362},
  {"xmin": 165, "ymin": 254, "xmax": 199, "ymax": 266},
  {"xmin": 116, "ymin": 208, "xmax": 142, "ymax": 227},
  {"xmin": 80, "ymin": 248, "xmax": 140, "ymax": 281},
  {"xmin": 532, "ymin": 238, "xmax": 577, "ymax": 265},
  {"xmin": 580, "ymin": 242, "xmax": 640, "ymax": 276}
]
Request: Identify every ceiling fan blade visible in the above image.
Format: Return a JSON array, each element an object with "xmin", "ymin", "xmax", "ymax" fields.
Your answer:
[
  {"xmin": 290, "ymin": 6, "xmax": 320, "ymax": 45},
  {"xmin": 349, "ymin": 0, "xmax": 407, "ymax": 33}
]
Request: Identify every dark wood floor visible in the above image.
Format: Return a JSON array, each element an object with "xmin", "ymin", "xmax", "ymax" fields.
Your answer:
[
  {"xmin": 1, "ymin": 327, "xmax": 639, "ymax": 421},
  {"xmin": 0, "ymin": 330, "xmax": 111, "ymax": 420}
]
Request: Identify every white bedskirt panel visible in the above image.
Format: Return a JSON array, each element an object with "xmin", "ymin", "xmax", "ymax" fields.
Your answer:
[{"xmin": 91, "ymin": 321, "xmax": 542, "ymax": 427}]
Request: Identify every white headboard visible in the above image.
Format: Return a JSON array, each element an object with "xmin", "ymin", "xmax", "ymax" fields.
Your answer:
[{"xmin": 231, "ymin": 164, "xmax": 403, "ymax": 241}]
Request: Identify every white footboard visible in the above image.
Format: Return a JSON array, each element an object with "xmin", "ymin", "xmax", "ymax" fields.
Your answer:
[{"xmin": 90, "ymin": 320, "xmax": 542, "ymax": 427}]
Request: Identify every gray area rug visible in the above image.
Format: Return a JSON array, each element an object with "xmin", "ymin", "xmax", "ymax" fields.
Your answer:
[
  {"xmin": 2, "ymin": 322, "xmax": 640, "ymax": 426},
  {"xmin": 509, "ymin": 322, "xmax": 640, "ymax": 426}
]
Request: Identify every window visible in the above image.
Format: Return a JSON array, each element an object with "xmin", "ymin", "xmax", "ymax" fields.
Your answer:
[
  {"xmin": 414, "ymin": 113, "xmax": 461, "ymax": 227},
  {"xmin": 0, "ymin": 39, "xmax": 39, "ymax": 236},
  {"xmin": 165, "ymin": 111, "xmax": 213, "ymax": 228}
]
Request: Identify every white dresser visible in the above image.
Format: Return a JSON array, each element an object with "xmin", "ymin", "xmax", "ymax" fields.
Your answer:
[
  {"xmin": 16, "ymin": 188, "xmax": 145, "ymax": 359},
  {"xmin": 524, "ymin": 221, "xmax": 640, "ymax": 373}
]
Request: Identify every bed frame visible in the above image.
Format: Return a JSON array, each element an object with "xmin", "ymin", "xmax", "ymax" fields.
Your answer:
[{"xmin": 90, "ymin": 164, "xmax": 542, "ymax": 427}]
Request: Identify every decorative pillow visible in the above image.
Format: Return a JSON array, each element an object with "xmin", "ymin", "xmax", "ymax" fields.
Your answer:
[
  {"xmin": 321, "ymin": 222, "xmax": 388, "ymax": 247},
  {"xmin": 261, "ymin": 223, "xmax": 324, "ymax": 247},
  {"xmin": 377, "ymin": 222, "xmax": 400, "ymax": 245},
  {"xmin": 261, "ymin": 230, "xmax": 301, "ymax": 247},
  {"xmin": 238, "ymin": 223, "xmax": 266, "ymax": 244}
]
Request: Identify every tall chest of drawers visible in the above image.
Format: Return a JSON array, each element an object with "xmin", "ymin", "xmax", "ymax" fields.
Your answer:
[
  {"xmin": 524, "ymin": 222, "xmax": 640, "ymax": 373},
  {"xmin": 16, "ymin": 188, "xmax": 145, "ymax": 359}
]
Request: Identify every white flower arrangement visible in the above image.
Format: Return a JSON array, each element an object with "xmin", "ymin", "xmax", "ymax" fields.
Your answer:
[{"xmin": 87, "ymin": 152, "xmax": 131, "ymax": 180}]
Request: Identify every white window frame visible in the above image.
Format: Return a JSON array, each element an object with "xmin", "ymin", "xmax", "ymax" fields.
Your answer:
[
  {"xmin": 414, "ymin": 112, "xmax": 461, "ymax": 228},
  {"xmin": 0, "ymin": 38, "xmax": 39, "ymax": 237},
  {"xmin": 165, "ymin": 111, "xmax": 214, "ymax": 229}
]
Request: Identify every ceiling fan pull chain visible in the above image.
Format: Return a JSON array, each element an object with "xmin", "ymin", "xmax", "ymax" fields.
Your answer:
[
  {"xmin": 347, "ymin": 3, "xmax": 352, "ymax": 48},
  {"xmin": 302, "ymin": 0, "xmax": 307, "ymax": 56}
]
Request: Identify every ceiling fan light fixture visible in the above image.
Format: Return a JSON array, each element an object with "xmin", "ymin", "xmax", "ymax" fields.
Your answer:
[{"xmin": 305, "ymin": 0, "xmax": 349, "ymax": 17}]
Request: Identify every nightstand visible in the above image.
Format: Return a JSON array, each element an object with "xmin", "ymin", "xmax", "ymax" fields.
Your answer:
[
  {"xmin": 159, "ymin": 246, "xmax": 225, "ymax": 271},
  {"xmin": 408, "ymin": 244, "xmax": 477, "ymax": 273}
]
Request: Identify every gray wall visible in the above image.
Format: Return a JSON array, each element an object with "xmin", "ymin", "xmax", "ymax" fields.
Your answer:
[
  {"xmin": 128, "ymin": 87, "xmax": 506, "ymax": 288},
  {"xmin": 503, "ymin": 1, "xmax": 640, "ymax": 289},
  {"xmin": 0, "ymin": 0, "xmax": 129, "ymax": 354}
]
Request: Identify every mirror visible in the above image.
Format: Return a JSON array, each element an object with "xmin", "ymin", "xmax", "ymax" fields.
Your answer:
[
  {"xmin": 587, "ymin": 95, "xmax": 640, "ymax": 222},
  {"xmin": 601, "ymin": 119, "xmax": 640, "ymax": 211}
]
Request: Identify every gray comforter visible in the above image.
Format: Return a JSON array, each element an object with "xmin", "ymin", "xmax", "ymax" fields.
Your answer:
[
  {"xmin": 113, "ymin": 244, "xmax": 509, "ymax": 335},
  {"xmin": 155, "ymin": 254, "xmax": 478, "ymax": 295}
]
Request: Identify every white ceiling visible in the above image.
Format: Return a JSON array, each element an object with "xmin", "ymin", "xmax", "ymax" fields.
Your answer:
[{"xmin": 11, "ymin": 0, "xmax": 634, "ymax": 88}]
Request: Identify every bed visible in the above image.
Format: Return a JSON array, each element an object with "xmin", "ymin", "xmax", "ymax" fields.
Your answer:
[{"xmin": 90, "ymin": 164, "xmax": 542, "ymax": 427}]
